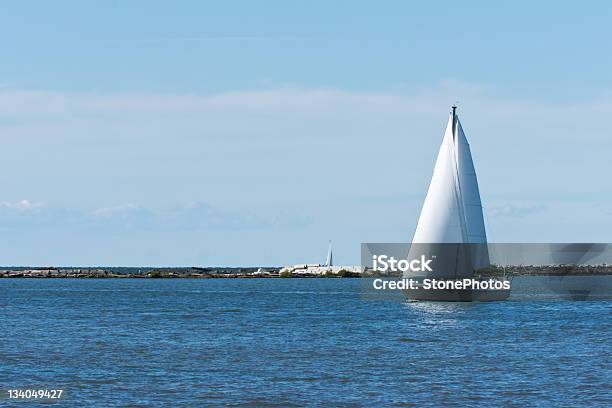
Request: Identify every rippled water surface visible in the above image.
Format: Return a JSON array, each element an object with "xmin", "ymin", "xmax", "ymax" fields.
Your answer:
[{"xmin": 1, "ymin": 279, "xmax": 610, "ymax": 407}]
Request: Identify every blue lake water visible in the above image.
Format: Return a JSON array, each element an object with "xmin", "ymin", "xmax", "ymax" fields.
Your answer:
[{"xmin": 1, "ymin": 278, "xmax": 610, "ymax": 407}]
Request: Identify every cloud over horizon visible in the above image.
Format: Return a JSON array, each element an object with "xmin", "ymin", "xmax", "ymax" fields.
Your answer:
[
  {"xmin": 0, "ymin": 199, "xmax": 305, "ymax": 232},
  {"xmin": 0, "ymin": 81, "xmax": 611, "ymax": 264}
]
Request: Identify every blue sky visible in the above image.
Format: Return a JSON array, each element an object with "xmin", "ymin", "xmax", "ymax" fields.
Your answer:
[{"xmin": 1, "ymin": 1, "xmax": 611, "ymax": 266}]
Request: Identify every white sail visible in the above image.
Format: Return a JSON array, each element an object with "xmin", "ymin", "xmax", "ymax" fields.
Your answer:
[
  {"xmin": 410, "ymin": 107, "xmax": 489, "ymax": 274},
  {"xmin": 412, "ymin": 115, "xmax": 464, "ymax": 243},
  {"xmin": 455, "ymin": 120, "xmax": 487, "ymax": 245},
  {"xmin": 325, "ymin": 241, "xmax": 333, "ymax": 267}
]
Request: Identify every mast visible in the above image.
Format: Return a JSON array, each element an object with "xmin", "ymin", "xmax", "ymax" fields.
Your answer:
[
  {"xmin": 451, "ymin": 105, "xmax": 457, "ymax": 140},
  {"xmin": 450, "ymin": 105, "xmax": 469, "ymax": 245},
  {"xmin": 449, "ymin": 105, "xmax": 467, "ymax": 277}
]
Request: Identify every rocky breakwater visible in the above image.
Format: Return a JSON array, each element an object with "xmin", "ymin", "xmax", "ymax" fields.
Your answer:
[
  {"xmin": 0, "ymin": 268, "xmax": 126, "ymax": 278},
  {"xmin": 2, "ymin": 265, "xmax": 610, "ymax": 278},
  {"xmin": 0, "ymin": 267, "xmax": 281, "ymax": 278}
]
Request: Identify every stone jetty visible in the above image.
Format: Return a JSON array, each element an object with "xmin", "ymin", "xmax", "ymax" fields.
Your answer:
[
  {"xmin": 0, "ymin": 264, "xmax": 610, "ymax": 278},
  {"xmin": 0, "ymin": 267, "xmax": 281, "ymax": 278}
]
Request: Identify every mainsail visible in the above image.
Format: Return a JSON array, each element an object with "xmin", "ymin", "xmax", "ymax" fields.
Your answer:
[{"xmin": 410, "ymin": 107, "xmax": 489, "ymax": 276}]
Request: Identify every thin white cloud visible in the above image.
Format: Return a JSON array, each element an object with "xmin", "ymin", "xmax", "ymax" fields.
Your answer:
[
  {"xmin": 0, "ymin": 82, "xmax": 609, "ymax": 128},
  {"xmin": 0, "ymin": 81, "xmax": 610, "ymax": 247},
  {"xmin": 486, "ymin": 204, "xmax": 546, "ymax": 218},
  {"xmin": 92, "ymin": 203, "xmax": 141, "ymax": 218},
  {"xmin": 0, "ymin": 200, "xmax": 310, "ymax": 232},
  {"xmin": 0, "ymin": 199, "xmax": 45, "ymax": 211}
]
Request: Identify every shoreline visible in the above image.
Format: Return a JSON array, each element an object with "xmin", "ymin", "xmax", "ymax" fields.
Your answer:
[{"xmin": 1, "ymin": 265, "xmax": 612, "ymax": 278}]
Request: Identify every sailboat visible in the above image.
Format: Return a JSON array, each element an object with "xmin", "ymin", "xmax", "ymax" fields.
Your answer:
[
  {"xmin": 325, "ymin": 240, "xmax": 333, "ymax": 267},
  {"xmin": 403, "ymin": 106, "xmax": 510, "ymax": 301}
]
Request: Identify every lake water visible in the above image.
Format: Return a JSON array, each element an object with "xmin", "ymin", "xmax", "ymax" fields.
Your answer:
[{"xmin": 1, "ymin": 278, "xmax": 610, "ymax": 407}]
